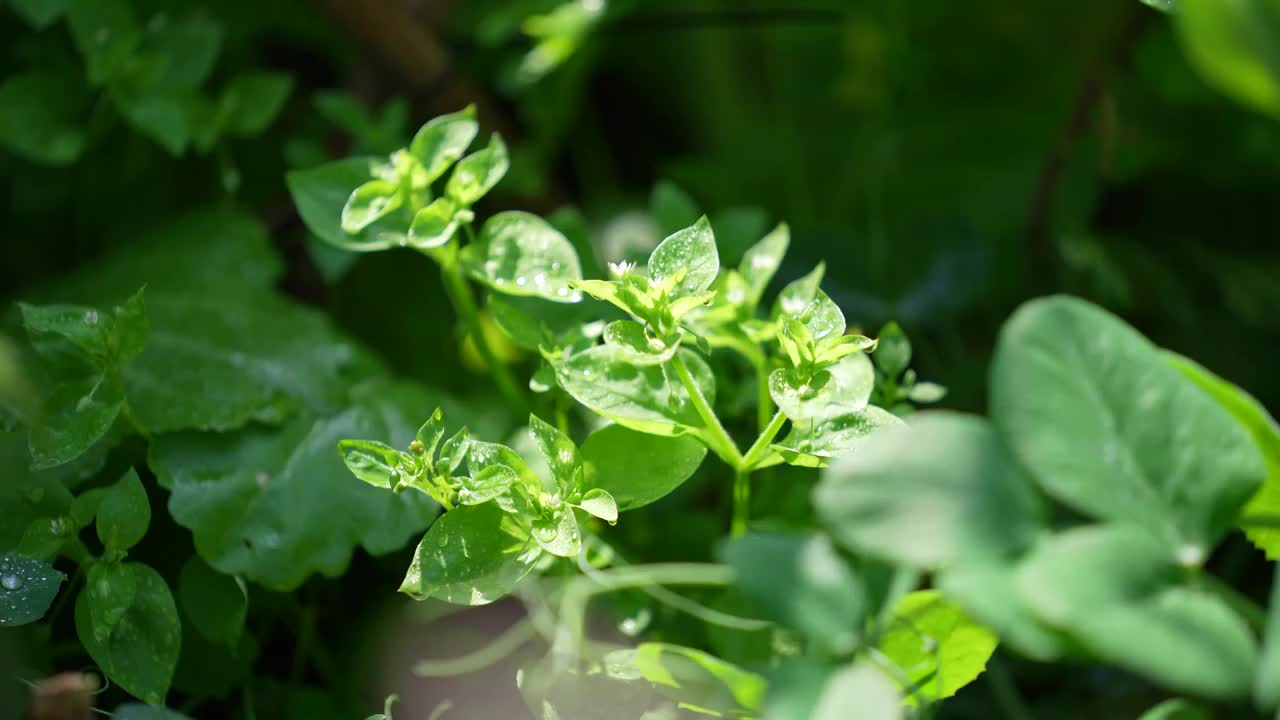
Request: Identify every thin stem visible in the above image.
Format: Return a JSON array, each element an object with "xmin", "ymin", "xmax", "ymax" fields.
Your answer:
[
  {"xmin": 413, "ymin": 619, "xmax": 537, "ymax": 677},
  {"xmin": 437, "ymin": 250, "xmax": 527, "ymax": 413},
  {"xmin": 755, "ymin": 361, "xmax": 772, "ymax": 434},
  {"xmin": 670, "ymin": 353, "xmax": 743, "ymax": 467},
  {"xmin": 731, "ymin": 469, "xmax": 750, "ymax": 537},
  {"xmin": 741, "ymin": 410, "xmax": 787, "ymax": 470}
]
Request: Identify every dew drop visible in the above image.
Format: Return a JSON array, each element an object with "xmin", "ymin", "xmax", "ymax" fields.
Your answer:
[
  {"xmin": 255, "ymin": 472, "xmax": 270, "ymax": 488},
  {"xmin": 533, "ymin": 524, "xmax": 558, "ymax": 543},
  {"xmin": 556, "ymin": 287, "xmax": 570, "ymax": 298},
  {"xmin": 618, "ymin": 608, "xmax": 652, "ymax": 637},
  {"xmin": 516, "ymin": 276, "xmax": 529, "ymax": 287},
  {"xmin": 533, "ymin": 272, "xmax": 547, "ymax": 287},
  {"xmin": 550, "ymin": 262, "xmax": 562, "ymax": 271},
  {"xmin": 1, "ymin": 575, "xmax": 23, "ymax": 591},
  {"xmin": 83, "ymin": 310, "xmax": 100, "ymax": 326}
]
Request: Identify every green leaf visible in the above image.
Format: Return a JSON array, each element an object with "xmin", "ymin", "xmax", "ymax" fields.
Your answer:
[
  {"xmin": 815, "ymin": 412, "xmax": 1044, "ymax": 568},
  {"xmin": 459, "ymin": 464, "xmax": 519, "ymax": 506},
  {"xmin": 1257, "ymin": 565, "xmax": 1280, "ymax": 711},
  {"xmin": 149, "ymin": 380, "xmax": 442, "ymax": 590},
  {"xmin": 531, "ymin": 505, "xmax": 581, "ymax": 558},
  {"xmin": 1137, "ymin": 699, "xmax": 1210, "ymax": 720},
  {"xmin": 771, "ymin": 405, "xmax": 903, "ymax": 469},
  {"xmin": 580, "ymin": 424, "xmax": 706, "ymax": 510},
  {"xmin": 399, "ymin": 503, "xmax": 541, "ymax": 604},
  {"xmin": 602, "ymin": 320, "xmax": 677, "ymax": 366},
  {"xmin": 461, "ymin": 211, "xmax": 584, "ymax": 302},
  {"xmin": 0, "ymin": 434, "xmax": 92, "ymax": 552},
  {"xmin": 551, "ymin": 346, "xmax": 715, "ymax": 437},
  {"xmin": 528, "ymin": 414, "xmax": 579, "ymax": 491},
  {"xmin": 9, "ymin": 0, "xmax": 69, "ymax": 27},
  {"xmin": 97, "ymin": 468, "xmax": 150, "ymax": 553},
  {"xmin": 763, "ymin": 659, "xmax": 833, "ymax": 720},
  {"xmin": 67, "ymin": 0, "xmax": 139, "ymax": 85},
  {"xmin": 178, "ymin": 556, "xmax": 247, "ymax": 648},
  {"xmin": 114, "ymin": 91, "xmax": 191, "ymax": 155},
  {"xmin": 575, "ymin": 488, "xmax": 617, "ymax": 523},
  {"xmin": 609, "ymin": 642, "xmax": 766, "ymax": 715},
  {"xmin": 222, "ymin": 72, "xmax": 292, "ymax": 136},
  {"xmin": 86, "ymin": 559, "xmax": 138, "ymax": 642},
  {"xmin": 812, "ymin": 662, "xmax": 902, "ymax": 720},
  {"xmin": 1165, "ymin": 352, "xmax": 1280, "ymax": 560},
  {"xmin": 876, "ymin": 590, "xmax": 997, "ymax": 706},
  {"xmin": 446, "ymin": 133, "xmax": 509, "ymax": 205},
  {"xmin": 341, "ymin": 179, "xmax": 403, "ymax": 234},
  {"xmin": 991, "ymin": 296, "xmax": 1264, "ymax": 551},
  {"xmin": 1175, "ymin": 0, "xmax": 1280, "ymax": 117},
  {"xmin": 936, "ymin": 561, "xmax": 1068, "ymax": 662},
  {"xmin": 773, "ymin": 263, "xmax": 824, "ymax": 321},
  {"xmin": 648, "ymin": 216, "xmax": 719, "ymax": 299},
  {"xmin": 112, "ymin": 704, "xmax": 193, "ymax": 720},
  {"xmin": 0, "ymin": 553, "xmax": 65, "ymax": 626},
  {"xmin": 739, "ymin": 223, "xmax": 789, "ymax": 308},
  {"xmin": 1017, "ymin": 525, "xmax": 1258, "ymax": 699},
  {"xmin": 874, "ymin": 322, "xmax": 911, "ymax": 378},
  {"xmin": 408, "ymin": 197, "xmax": 462, "ymax": 249},
  {"xmin": 27, "ymin": 374, "xmax": 124, "ymax": 470},
  {"xmin": 719, "ymin": 532, "xmax": 864, "ymax": 655},
  {"xmin": 287, "ymin": 157, "xmax": 409, "ymax": 252},
  {"xmin": 21, "ymin": 286, "xmax": 148, "ymax": 371},
  {"xmin": 409, "ymin": 106, "xmax": 479, "ymax": 183},
  {"xmin": 338, "ymin": 440, "xmax": 405, "ymax": 489},
  {"xmin": 650, "ymin": 180, "xmax": 701, "ymax": 237},
  {"xmin": 75, "ymin": 562, "xmax": 180, "ymax": 704},
  {"xmin": 769, "ymin": 353, "xmax": 874, "ymax": 424},
  {"xmin": 0, "ymin": 71, "xmax": 88, "ymax": 166}
]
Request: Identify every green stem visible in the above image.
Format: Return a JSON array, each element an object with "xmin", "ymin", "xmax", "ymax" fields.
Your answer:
[
  {"xmin": 731, "ymin": 469, "xmax": 750, "ymax": 537},
  {"xmin": 413, "ymin": 619, "xmax": 537, "ymax": 677},
  {"xmin": 671, "ymin": 354, "xmax": 743, "ymax": 467},
  {"xmin": 741, "ymin": 410, "xmax": 787, "ymax": 470},
  {"xmin": 755, "ymin": 357, "xmax": 772, "ymax": 434},
  {"xmin": 438, "ymin": 251, "xmax": 527, "ymax": 413}
]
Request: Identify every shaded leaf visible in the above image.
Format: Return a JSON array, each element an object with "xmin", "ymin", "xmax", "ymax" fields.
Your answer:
[
  {"xmin": 178, "ymin": 556, "xmax": 247, "ymax": 648},
  {"xmin": 580, "ymin": 424, "xmax": 707, "ymax": 510},
  {"xmin": 0, "ymin": 553, "xmax": 65, "ymax": 627},
  {"xmin": 75, "ymin": 562, "xmax": 180, "ymax": 704},
  {"xmin": 876, "ymin": 590, "xmax": 998, "ymax": 706},
  {"xmin": 96, "ymin": 468, "xmax": 150, "ymax": 553},
  {"xmin": 461, "ymin": 211, "xmax": 583, "ymax": 302},
  {"xmin": 399, "ymin": 503, "xmax": 540, "ymax": 604}
]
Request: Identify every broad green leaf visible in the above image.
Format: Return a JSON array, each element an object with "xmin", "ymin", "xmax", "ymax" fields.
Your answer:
[
  {"xmin": 769, "ymin": 352, "xmax": 874, "ymax": 423},
  {"xmin": 876, "ymin": 590, "xmax": 997, "ymax": 706},
  {"xmin": 0, "ymin": 71, "xmax": 88, "ymax": 166},
  {"xmin": 150, "ymin": 380, "xmax": 442, "ymax": 590},
  {"xmin": 9, "ymin": 0, "xmax": 69, "ymax": 27},
  {"xmin": 67, "ymin": 0, "xmax": 139, "ymax": 85},
  {"xmin": 0, "ymin": 434, "xmax": 96, "ymax": 552},
  {"xmin": 1258, "ymin": 565, "xmax": 1280, "ymax": 711},
  {"xmin": 719, "ymin": 532, "xmax": 864, "ymax": 654},
  {"xmin": 86, "ymin": 560, "xmax": 138, "ymax": 642},
  {"xmin": 408, "ymin": 197, "xmax": 462, "ymax": 249},
  {"xmin": 399, "ymin": 503, "xmax": 541, "ymax": 604},
  {"xmin": 531, "ymin": 505, "xmax": 581, "ymax": 558},
  {"xmin": 771, "ymin": 405, "xmax": 903, "ymax": 469},
  {"xmin": 739, "ymin": 223, "xmax": 789, "ymax": 307},
  {"xmin": 446, "ymin": 133, "xmax": 509, "ymax": 205},
  {"xmin": 648, "ymin": 216, "xmax": 719, "ymax": 298},
  {"xmin": 114, "ymin": 91, "xmax": 191, "ymax": 155},
  {"xmin": 341, "ymin": 179, "xmax": 402, "ymax": 234},
  {"xmin": 576, "ymin": 489, "xmax": 617, "ymax": 523},
  {"xmin": 550, "ymin": 346, "xmax": 715, "ymax": 437},
  {"xmin": 27, "ymin": 374, "xmax": 124, "ymax": 469},
  {"xmin": 287, "ymin": 157, "xmax": 410, "ymax": 251},
  {"xmin": 461, "ymin": 211, "xmax": 584, "ymax": 302},
  {"xmin": 528, "ymin": 414, "xmax": 579, "ymax": 491},
  {"xmin": 338, "ymin": 440, "xmax": 404, "ymax": 489},
  {"xmin": 458, "ymin": 464, "xmax": 519, "ymax": 506},
  {"xmin": 602, "ymin": 320, "xmax": 677, "ymax": 366},
  {"xmin": 408, "ymin": 106, "xmax": 478, "ymax": 182},
  {"xmin": 991, "ymin": 296, "xmax": 1264, "ymax": 551},
  {"xmin": 815, "ymin": 412, "xmax": 1044, "ymax": 568},
  {"xmin": 936, "ymin": 561, "xmax": 1068, "ymax": 662},
  {"xmin": 580, "ymin": 424, "xmax": 707, "ymax": 510},
  {"xmin": 0, "ymin": 553, "xmax": 65, "ymax": 626},
  {"xmin": 812, "ymin": 662, "xmax": 901, "ymax": 720},
  {"xmin": 650, "ymin": 180, "xmax": 701, "ymax": 237},
  {"xmin": 1166, "ymin": 352, "xmax": 1280, "ymax": 559},
  {"xmin": 75, "ymin": 562, "xmax": 180, "ymax": 704},
  {"xmin": 97, "ymin": 468, "xmax": 150, "ymax": 553},
  {"xmin": 875, "ymin": 322, "xmax": 911, "ymax": 378},
  {"xmin": 222, "ymin": 72, "xmax": 292, "ymax": 136},
  {"xmin": 178, "ymin": 556, "xmax": 247, "ymax": 649},
  {"xmin": 21, "ymin": 287, "xmax": 147, "ymax": 372},
  {"xmin": 1017, "ymin": 525, "xmax": 1258, "ymax": 698},
  {"xmin": 609, "ymin": 642, "xmax": 766, "ymax": 715},
  {"xmin": 1137, "ymin": 699, "xmax": 1210, "ymax": 720},
  {"xmin": 1175, "ymin": 0, "xmax": 1280, "ymax": 117},
  {"xmin": 113, "ymin": 704, "xmax": 193, "ymax": 720}
]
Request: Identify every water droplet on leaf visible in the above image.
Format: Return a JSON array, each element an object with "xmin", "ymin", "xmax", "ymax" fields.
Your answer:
[
  {"xmin": 1, "ymin": 575, "xmax": 22, "ymax": 591},
  {"xmin": 83, "ymin": 310, "xmax": 100, "ymax": 325}
]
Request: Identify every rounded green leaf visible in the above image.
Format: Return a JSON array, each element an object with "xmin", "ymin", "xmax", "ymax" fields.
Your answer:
[
  {"xmin": 341, "ymin": 179, "xmax": 403, "ymax": 234},
  {"xmin": 0, "ymin": 70, "xmax": 88, "ymax": 166},
  {"xmin": 772, "ymin": 405, "xmax": 903, "ymax": 469},
  {"xmin": 97, "ymin": 468, "xmax": 150, "ymax": 553},
  {"xmin": 603, "ymin": 320, "xmax": 677, "ymax": 366},
  {"xmin": 461, "ymin": 211, "xmax": 584, "ymax": 303},
  {"xmin": 287, "ymin": 158, "xmax": 406, "ymax": 252},
  {"xmin": 409, "ymin": 106, "xmax": 478, "ymax": 182},
  {"xmin": 876, "ymin": 590, "xmax": 998, "ymax": 706},
  {"xmin": 0, "ymin": 553, "xmax": 65, "ymax": 627},
  {"xmin": 445, "ymin": 133, "xmax": 509, "ymax": 206},
  {"xmin": 991, "ymin": 296, "xmax": 1265, "ymax": 551},
  {"xmin": 648, "ymin": 216, "xmax": 719, "ymax": 299},
  {"xmin": 528, "ymin": 414, "xmax": 580, "ymax": 491},
  {"xmin": 1175, "ymin": 0, "xmax": 1280, "ymax": 117},
  {"xmin": 551, "ymin": 346, "xmax": 715, "ymax": 437},
  {"xmin": 338, "ymin": 439, "xmax": 404, "ymax": 489},
  {"xmin": 874, "ymin": 322, "xmax": 912, "ymax": 378},
  {"xmin": 576, "ymin": 488, "xmax": 617, "ymax": 523},
  {"xmin": 178, "ymin": 556, "xmax": 247, "ymax": 648},
  {"xmin": 719, "ymin": 532, "xmax": 864, "ymax": 655},
  {"xmin": 75, "ymin": 562, "xmax": 181, "ymax": 705},
  {"xmin": 580, "ymin": 424, "xmax": 707, "ymax": 510},
  {"xmin": 399, "ymin": 503, "xmax": 541, "ymax": 604},
  {"xmin": 86, "ymin": 560, "xmax": 138, "ymax": 641},
  {"xmin": 407, "ymin": 197, "xmax": 462, "ymax": 249},
  {"xmin": 769, "ymin": 352, "xmax": 874, "ymax": 424},
  {"xmin": 815, "ymin": 412, "xmax": 1045, "ymax": 569}
]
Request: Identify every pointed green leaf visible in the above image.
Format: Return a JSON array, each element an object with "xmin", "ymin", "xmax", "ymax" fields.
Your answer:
[
  {"xmin": 341, "ymin": 179, "xmax": 402, "ymax": 234},
  {"xmin": 580, "ymin": 424, "xmax": 706, "ymax": 511},
  {"xmin": 407, "ymin": 197, "xmax": 461, "ymax": 249},
  {"xmin": 576, "ymin": 488, "xmax": 618, "ymax": 524},
  {"xmin": 177, "ymin": 556, "xmax": 247, "ymax": 649},
  {"xmin": 458, "ymin": 464, "xmax": 520, "ymax": 506},
  {"xmin": 991, "ymin": 296, "xmax": 1265, "ymax": 550},
  {"xmin": 602, "ymin": 320, "xmax": 677, "ymax": 366},
  {"xmin": 408, "ymin": 106, "xmax": 478, "ymax": 182},
  {"xmin": 222, "ymin": 72, "xmax": 292, "ymax": 136},
  {"xmin": 1174, "ymin": 0, "xmax": 1280, "ymax": 118},
  {"xmin": 287, "ymin": 157, "xmax": 408, "ymax": 251},
  {"xmin": 650, "ymin": 180, "xmax": 701, "ymax": 237},
  {"xmin": 874, "ymin": 322, "xmax": 911, "ymax": 378},
  {"xmin": 86, "ymin": 559, "xmax": 138, "ymax": 642},
  {"xmin": 446, "ymin": 133, "xmax": 509, "ymax": 206},
  {"xmin": 67, "ymin": 0, "xmax": 139, "ymax": 85},
  {"xmin": 532, "ymin": 505, "xmax": 580, "ymax": 558},
  {"xmin": 338, "ymin": 439, "xmax": 405, "ymax": 489},
  {"xmin": 461, "ymin": 211, "xmax": 584, "ymax": 302},
  {"xmin": 528, "ymin": 415, "xmax": 579, "ymax": 491},
  {"xmin": 648, "ymin": 216, "xmax": 718, "ymax": 298},
  {"xmin": 877, "ymin": 590, "xmax": 997, "ymax": 706},
  {"xmin": 400, "ymin": 503, "xmax": 541, "ymax": 604},
  {"xmin": 75, "ymin": 562, "xmax": 180, "ymax": 705},
  {"xmin": 28, "ymin": 373, "xmax": 124, "ymax": 470},
  {"xmin": 772, "ymin": 405, "xmax": 904, "ymax": 468},
  {"xmin": 815, "ymin": 412, "xmax": 1044, "ymax": 568},
  {"xmin": 772, "ymin": 263, "xmax": 824, "ymax": 321},
  {"xmin": 0, "ymin": 70, "xmax": 88, "ymax": 166},
  {"xmin": 739, "ymin": 223, "xmax": 789, "ymax": 308},
  {"xmin": 0, "ymin": 553, "xmax": 65, "ymax": 627},
  {"xmin": 610, "ymin": 643, "xmax": 766, "ymax": 715},
  {"xmin": 96, "ymin": 468, "xmax": 150, "ymax": 553}
]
